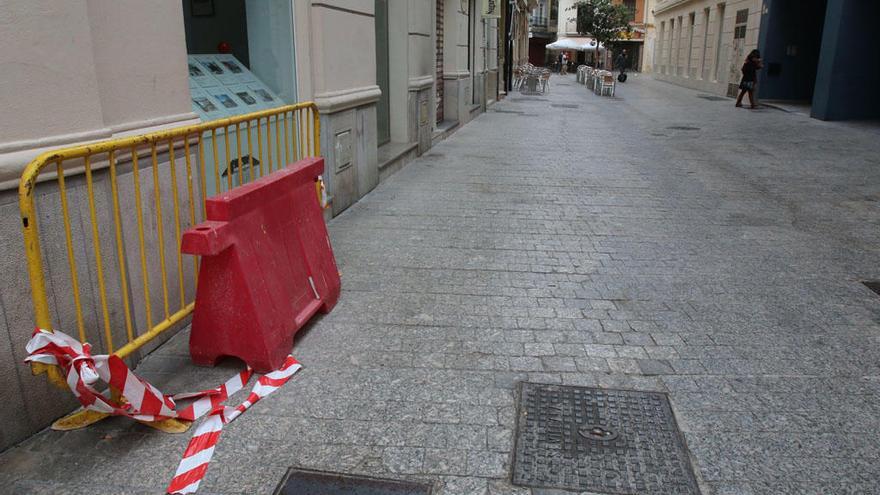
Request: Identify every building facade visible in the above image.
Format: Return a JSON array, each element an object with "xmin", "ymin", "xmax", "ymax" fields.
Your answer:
[
  {"xmin": 550, "ymin": 0, "xmax": 652, "ymax": 71},
  {"xmin": 528, "ymin": 0, "xmax": 558, "ymax": 65},
  {"xmin": 0, "ymin": 0, "xmax": 507, "ymax": 452},
  {"xmin": 649, "ymin": 0, "xmax": 880, "ymax": 120},
  {"xmin": 650, "ymin": 0, "xmax": 762, "ymax": 96}
]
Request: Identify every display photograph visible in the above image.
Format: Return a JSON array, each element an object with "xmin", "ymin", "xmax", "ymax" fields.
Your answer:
[
  {"xmin": 235, "ymin": 91, "xmax": 257, "ymax": 105},
  {"xmin": 221, "ymin": 61, "xmax": 243, "ymax": 74},
  {"xmin": 202, "ymin": 61, "xmax": 224, "ymax": 75},
  {"xmin": 254, "ymin": 88, "xmax": 274, "ymax": 102},
  {"xmin": 212, "ymin": 93, "xmax": 237, "ymax": 108},
  {"xmin": 192, "ymin": 96, "xmax": 217, "ymax": 113}
]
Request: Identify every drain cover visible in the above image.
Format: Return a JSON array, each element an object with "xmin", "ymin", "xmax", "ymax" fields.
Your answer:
[
  {"xmin": 698, "ymin": 95, "xmax": 728, "ymax": 101},
  {"xmin": 667, "ymin": 126, "xmax": 701, "ymax": 131},
  {"xmin": 513, "ymin": 383, "xmax": 700, "ymax": 495},
  {"xmin": 863, "ymin": 281, "xmax": 880, "ymax": 296},
  {"xmin": 491, "ymin": 109, "xmax": 525, "ymax": 114},
  {"xmin": 551, "ymin": 104, "xmax": 580, "ymax": 109},
  {"xmin": 274, "ymin": 468, "xmax": 433, "ymax": 495}
]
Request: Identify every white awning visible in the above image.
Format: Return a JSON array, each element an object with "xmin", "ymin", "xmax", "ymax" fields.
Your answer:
[{"xmin": 546, "ymin": 37, "xmax": 606, "ymax": 52}]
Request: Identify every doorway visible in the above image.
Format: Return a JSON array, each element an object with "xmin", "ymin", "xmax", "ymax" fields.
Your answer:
[
  {"xmin": 758, "ymin": 0, "xmax": 827, "ymax": 104},
  {"xmin": 375, "ymin": 0, "xmax": 391, "ymax": 146}
]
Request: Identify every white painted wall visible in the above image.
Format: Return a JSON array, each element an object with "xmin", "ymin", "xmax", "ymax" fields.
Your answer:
[{"xmin": 0, "ymin": 0, "xmax": 195, "ymax": 188}]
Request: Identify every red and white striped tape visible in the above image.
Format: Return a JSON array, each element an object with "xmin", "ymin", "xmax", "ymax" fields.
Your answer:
[
  {"xmin": 166, "ymin": 355, "xmax": 301, "ymax": 494},
  {"xmin": 24, "ymin": 328, "xmax": 254, "ymax": 422},
  {"xmin": 24, "ymin": 328, "xmax": 302, "ymax": 494}
]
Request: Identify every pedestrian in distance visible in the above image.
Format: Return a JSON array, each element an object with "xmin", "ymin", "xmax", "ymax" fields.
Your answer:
[
  {"xmin": 615, "ymin": 49, "xmax": 628, "ymax": 82},
  {"xmin": 736, "ymin": 49, "xmax": 763, "ymax": 109},
  {"xmin": 557, "ymin": 52, "xmax": 564, "ymax": 74},
  {"xmin": 561, "ymin": 53, "xmax": 569, "ymax": 75}
]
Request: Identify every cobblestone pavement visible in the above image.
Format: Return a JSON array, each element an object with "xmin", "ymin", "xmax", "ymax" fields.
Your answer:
[{"xmin": 4, "ymin": 75, "xmax": 880, "ymax": 495}]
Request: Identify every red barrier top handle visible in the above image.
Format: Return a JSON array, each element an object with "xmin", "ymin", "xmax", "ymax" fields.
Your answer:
[{"xmin": 206, "ymin": 158, "xmax": 325, "ymax": 221}]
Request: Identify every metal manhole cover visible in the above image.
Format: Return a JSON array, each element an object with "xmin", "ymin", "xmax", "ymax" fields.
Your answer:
[
  {"xmin": 274, "ymin": 468, "xmax": 433, "ymax": 495},
  {"xmin": 698, "ymin": 95, "xmax": 728, "ymax": 101},
  {"xmin": 513, "ymin": 383, "xmax": 700, "ymax": 495},
  {"xmin": 551, "ymin": 104, "xmax": 580, "ymax": 109},
  {"xmin": 667, "ymin": 126, "xmax": 701, "ymax": 131},
  {"xmin": 491, "ymin": 109, "xmax": 525, "ymax": 114}
]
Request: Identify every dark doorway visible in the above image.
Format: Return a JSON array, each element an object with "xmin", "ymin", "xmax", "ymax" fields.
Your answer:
[
  {"xmin": 758, "ymin": 0, "xmax": 827, "ymax": 103},
  {"xmin": 375, "ymin": 0, "xmax": 391, "ymax": 145}
]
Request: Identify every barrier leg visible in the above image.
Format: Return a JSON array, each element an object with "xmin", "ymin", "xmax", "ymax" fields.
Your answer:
[
  {"xmin": 52, "ymin": 409, "xmax": 111, "ymax": 431},
  {"xmin": 49, "ymin": 381, "xmax": 193, "ymax": 432}
]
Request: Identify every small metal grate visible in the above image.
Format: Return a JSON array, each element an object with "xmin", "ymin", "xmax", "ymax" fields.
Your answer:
[
  {"xmin": 274, "ymin": 468, "xmax": 433, "ymax": 495},
  {"xmin": 862, "ymin": 281, "xmax": 880, "ymax": 296},
  {"xmin": 551, "ymin": 104, "xmax": 580, "ymax": 109},
  {"xmin": 667, "ymin": 126, "xmax": 701, "ymax": 131},
  {"xmin": 513, "ymin": 382, "xmax": 700, "ymax": 494}
]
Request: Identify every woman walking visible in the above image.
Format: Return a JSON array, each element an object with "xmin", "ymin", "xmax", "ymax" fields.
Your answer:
[{"xmin": 736, "ymin": 49, "xmax": 762, "ymax": 109}]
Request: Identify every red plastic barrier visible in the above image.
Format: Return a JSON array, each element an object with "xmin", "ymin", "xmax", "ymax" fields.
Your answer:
[{"xmin": 181, "ymin": 158, "xmax": 340, "ymax": 373}]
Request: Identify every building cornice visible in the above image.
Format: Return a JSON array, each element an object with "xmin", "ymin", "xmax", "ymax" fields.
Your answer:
[{"xmin": 654, "ymin": 0, "xmax": 698, "ymax": 15}]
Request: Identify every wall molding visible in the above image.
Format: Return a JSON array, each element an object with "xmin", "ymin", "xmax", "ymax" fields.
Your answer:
[
  {"xmin": 0, "ymin": 111, "xmax": 200, "ymax": 191},
  {"xmin": 408, "ymin": 75, "xmax": 435, "ymax": 91},
  {"xmin": 314, "ymin": 85, "xmax": 382, "ymax": 114},
  {"xmin": 442, "ymin": 70, "xmax": 471, "ymax": 80}
]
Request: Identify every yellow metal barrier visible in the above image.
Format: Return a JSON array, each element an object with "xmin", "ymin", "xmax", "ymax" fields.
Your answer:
[{"xmin": 19, "ymin": 103, "xmax": 320, "ymax": 430}]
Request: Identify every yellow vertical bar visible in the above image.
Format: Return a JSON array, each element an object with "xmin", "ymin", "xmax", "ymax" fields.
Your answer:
[
  {"xmin": 131, "ymin": 148, "xmax": 153, "ymax": 330},
  {"xmin": 291, "ymin": 111, "xmax": 299, "ymax": 161},
  {"xmin": 55, "ymin": 161, "xmax": 87, "ymax": 342},
  {"xmin": 235, "ymin": 123, "xmax": 243, "ymax": 186},
  {"xmin": 20, "ymin": 162, "xmax": 65, "ymax": 385},
  {"xmin": 275, "ymin": 115, "xmax": 282, "ymax": 169},
  {"xmin": 266, "ymin": 116, "xmax": 273, "ymax": 172},
  {"xmin": 199, "ymin": 133, "xmax": 208, "ymax": 216},
  {"xmin": 246, "ymin": 120, "xmax": 254, "ymax": 182},
  {"xmin": 256, "ymin": 118, "xmax": 264, "ymax": 177},
  {"xmin": 298, "ymin": 110, "xmax": 305, "ymax": 160},
  {"xmin": 314, "ymin": 106, "xmax": 321, "ymax": 155},
  {"xmin": 224, "ymin": 127, "xmax": 233, "ymax": 190},
  {"xmin": 83, "ymin": 156, "xmax": 114, "ymax": 352},
  {"xmin": 150, "ymin": 143, "xmax": 170, "ymax": 320},
  {"xmin": 168, "ymin": 139, "xmax": 186, "ymax": 310},
  {"xmin": 283, "ymin": 112, "xmax": 291, "ymax": 165},
  {"xmin": 107, "ymin": 152, "xmax": 135, "ymax": 344},
  {"xmin": 211, "ymin": 128, "xmax": 220, "ymax": 195},
  {"xmin": 185, "ymin": 136, "xmax": 200, "ymax": 279}
]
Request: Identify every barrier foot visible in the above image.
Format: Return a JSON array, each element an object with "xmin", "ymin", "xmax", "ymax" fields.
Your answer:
[
  {"xmin": 139, "ymin": 418, "xmax": 192, "ymax": 433},
  {"xmin": 51, "ymin": 409, "xmax": 111, "ymax": 431}
]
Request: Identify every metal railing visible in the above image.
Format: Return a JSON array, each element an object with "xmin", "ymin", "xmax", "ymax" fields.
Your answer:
[{"xmin": 19, "ymin": 103, "xmax": 320, "ymax": 385}]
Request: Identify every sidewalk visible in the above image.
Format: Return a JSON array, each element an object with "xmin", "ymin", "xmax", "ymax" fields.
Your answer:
[{"xmin": 3, "ymin": 74, "xmax": 880, "ymax": 494}]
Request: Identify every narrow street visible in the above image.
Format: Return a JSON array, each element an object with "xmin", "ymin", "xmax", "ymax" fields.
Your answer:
[{"xmin": 4, "ymin": 75, "xmax": 880, "ymax": 494}]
